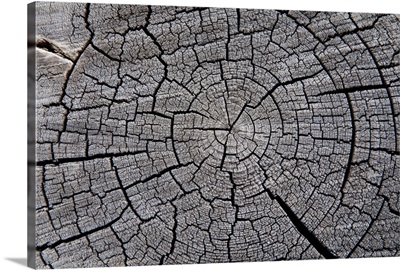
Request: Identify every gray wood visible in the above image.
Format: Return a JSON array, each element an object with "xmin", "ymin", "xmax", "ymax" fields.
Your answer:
[{"xmin": 29, "ymin": 1, "xmax": 400, "ymax": 268}]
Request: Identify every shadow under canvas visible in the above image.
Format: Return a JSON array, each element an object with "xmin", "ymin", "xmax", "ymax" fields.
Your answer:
[{"xmin": 6, "ymin": 258, "xmax": 27, "ymax": 267}]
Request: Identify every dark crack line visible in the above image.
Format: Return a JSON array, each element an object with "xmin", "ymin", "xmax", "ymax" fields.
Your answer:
[
  {"xmin": 227, "ymin": 172, "xmax": 238, "ymax": 262},
  {"xmin": 124, "ymin": 162, "xmax": 193, "ymax": 189},
  {"xmin": 142, "ymin": 6, "xmax": 169, "ymax": 112},
  {"xmin": 316, "ymin": 84, "xmax": 387, "ymax": 96},
  {"xmin": 39, "ymin": 252, "xmax": 54, "ymax": 269},
  {"xmin": 339, "ymin": 92, "xmax": 357, "ymax": 200},
  {"xmin": 346, "ymin": 201, "xmax": 385, "ymax": 258},
  {"xmin": 370, "ymin": 147, "xmax": 400, "ymax": 156},
  {"xmin": 111, "ymin": 158, "xmax": 152, "ymax": 223},
  {"xmin": 378, "ymin": 192, "xmax": 400, "ymax": 217},
  {"xmin": 160, "ymin": 202, "xmax": 178, "ymax": 264},
  {"xmin": 265, "ymin": 188, "xmax": 338, "ymax": 259},
  {"xmin": 170, "ymin": 117, "xmax": 181, "ymax": 165},
  {"xmin": 37, "ymin": 150, "xmax": 147, "ymax": 166},
  {"xmin": 36, "ymin": 37, "xmax": 74, "ymax": 62},
  {"xmin": 248, "ymin": 69, "xmax": 324, "ymax": 110},
  {"xmin": 57, "ymin": 3, "xmax": 93, "ymax": 142}
]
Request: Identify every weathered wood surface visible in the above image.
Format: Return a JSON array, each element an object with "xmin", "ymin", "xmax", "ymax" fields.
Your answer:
[{"xmin": 32, "ymin": 2, "xmax": 400, "ymax": 268}]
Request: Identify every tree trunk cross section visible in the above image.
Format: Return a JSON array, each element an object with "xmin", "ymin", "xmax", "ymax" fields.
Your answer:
[{"xmin": 28, "ymin": 2, "xmax": 400, "ymax": 268}]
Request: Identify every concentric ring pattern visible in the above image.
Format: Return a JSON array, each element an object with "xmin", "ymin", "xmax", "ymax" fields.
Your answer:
[{"xmin": 34, "ymin": 2, "xmax": 400, "ymax": 268}]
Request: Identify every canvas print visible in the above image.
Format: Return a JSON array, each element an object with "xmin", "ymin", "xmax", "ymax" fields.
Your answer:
[{"xmin": 28, "ymin": 1, "xmax": 400, "ymax": 268}]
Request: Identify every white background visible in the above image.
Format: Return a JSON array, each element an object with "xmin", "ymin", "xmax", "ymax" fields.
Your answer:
[{"xmin": 0, "ymin": 0, "xmax": 399, "ymax": 269}]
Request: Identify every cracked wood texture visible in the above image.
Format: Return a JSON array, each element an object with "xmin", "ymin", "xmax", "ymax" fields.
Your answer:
[{"xmin": 30, "ymin": 1, "xmax": 400, "ymax": 268}]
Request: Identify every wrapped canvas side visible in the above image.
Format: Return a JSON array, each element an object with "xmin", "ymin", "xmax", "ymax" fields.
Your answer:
[{"xmin": 27, "ymin": 2, "xmax": 36, "ymax": 269}]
